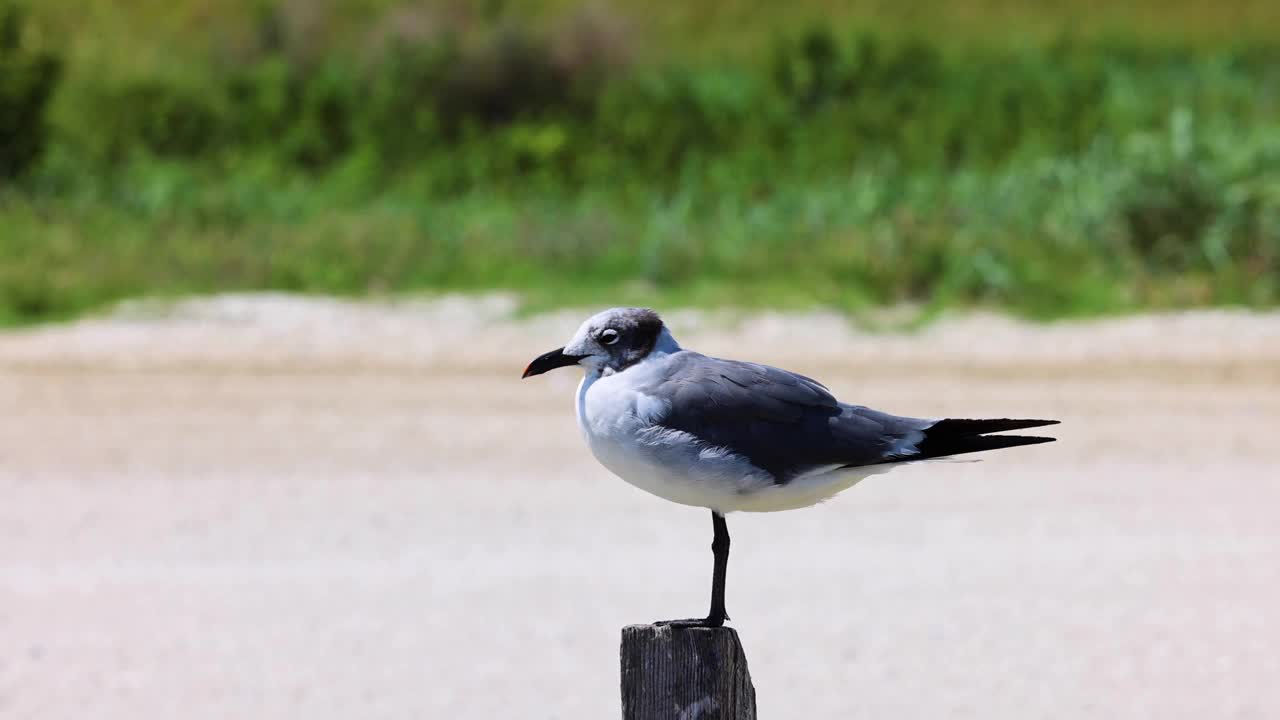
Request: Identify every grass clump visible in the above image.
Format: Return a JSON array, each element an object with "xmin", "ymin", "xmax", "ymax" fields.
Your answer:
[{"xmin": 0, "ymin": 1, "xmax": 1277, "ymax": 324}]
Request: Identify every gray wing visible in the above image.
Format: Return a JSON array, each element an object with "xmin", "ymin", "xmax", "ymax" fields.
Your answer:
[{"xmin": 643, "ymin": 352, "xmax": 932, "ymax": 483}]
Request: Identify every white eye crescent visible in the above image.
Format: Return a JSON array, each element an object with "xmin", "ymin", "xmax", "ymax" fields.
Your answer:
[{"xmin": 600, "ymin": 328, "xmax": 620, "ymax": 345}]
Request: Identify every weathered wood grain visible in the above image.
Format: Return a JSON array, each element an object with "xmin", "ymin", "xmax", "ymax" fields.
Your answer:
[{"xmin": 620, "ymin": 624, "xmax": 757, "ymax": 720}]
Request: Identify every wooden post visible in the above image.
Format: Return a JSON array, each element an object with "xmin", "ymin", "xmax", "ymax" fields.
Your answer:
[{"xmin": 620, "ymin": 624, "xmax": 757, "ymax": 720}]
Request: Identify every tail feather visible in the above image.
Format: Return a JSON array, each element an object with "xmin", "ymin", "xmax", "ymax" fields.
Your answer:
[
  {"xmin": 913, "ymin": 418, "xmax": 1058, "ymax": 460},
  {"xmin": 926, "ymin": 418, "xmax": 1060, "ymax": 437}
]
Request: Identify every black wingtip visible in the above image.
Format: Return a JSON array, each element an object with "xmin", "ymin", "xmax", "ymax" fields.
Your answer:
[
  {"xmin": 987, "ymin": 434, "xmax": 1057, "ymax": 447},
  {"xmin": 915, "ymin": 433, "xmax": 1057, "ymax": 459},
  {"xmin": 913, "ymin": 419, "xmax": 1059, "ymax": 460},
  {"xmin": 928, "ymin": 418, "xmax": 1060, "ymax": 437}
]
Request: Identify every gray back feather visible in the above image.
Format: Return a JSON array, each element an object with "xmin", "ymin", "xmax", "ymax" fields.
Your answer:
[{"xmin": 643, "ymin": 352, "xmax": 931, "ymax": 483}]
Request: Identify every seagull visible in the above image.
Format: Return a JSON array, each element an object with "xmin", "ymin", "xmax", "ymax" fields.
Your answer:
[{"xmin": 522, "ymin": 307, "xmax": 1058, "ymax": 628}]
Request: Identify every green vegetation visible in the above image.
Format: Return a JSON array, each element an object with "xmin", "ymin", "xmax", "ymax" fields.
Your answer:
[{"xmin": 1, "ymin": 0, "xmax": 1278, "ymax": 324}]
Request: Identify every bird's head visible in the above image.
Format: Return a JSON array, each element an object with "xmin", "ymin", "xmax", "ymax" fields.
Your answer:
[{"xmin": 522, "ymin": 307, "xmax": 668, "ymax": 378}]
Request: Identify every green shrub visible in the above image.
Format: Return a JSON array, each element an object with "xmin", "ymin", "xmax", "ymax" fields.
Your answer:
[
  {"xmin": 33, "ymin": 22, "xmax": 1279, "ymax": 187},
  {"xmin": 2, "ymin": 14, "xmax": 1278, "ymax": 323},
  {"xmin": 0, "ymin": 1, "xmax": 61, "ymax": 178}
]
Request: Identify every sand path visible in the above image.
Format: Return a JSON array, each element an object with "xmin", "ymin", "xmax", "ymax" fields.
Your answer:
[{"xmin": 2, "ymin": 297, "xmax": 1278, "ymax": 719}]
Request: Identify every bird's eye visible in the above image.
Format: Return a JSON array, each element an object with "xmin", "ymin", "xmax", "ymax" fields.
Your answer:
[{"xmin": 600, "ymin": 328, "xmax": 620, "ymax": 345}]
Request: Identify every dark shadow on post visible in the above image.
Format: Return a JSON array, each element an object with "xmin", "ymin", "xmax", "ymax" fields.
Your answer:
[{"xmin": 620, "ymin": 624, "xmax": 757, "ymax": 720}]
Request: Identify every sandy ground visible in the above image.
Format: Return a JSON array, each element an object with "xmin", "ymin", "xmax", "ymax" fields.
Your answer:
[{"xmin": 2, "ymin": 296, "xmax": 1279, "ymax": 719}]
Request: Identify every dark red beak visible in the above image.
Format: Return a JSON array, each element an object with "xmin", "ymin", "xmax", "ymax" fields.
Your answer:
[{"xmin": 522, "ymin": 347, "xmax": 585, "ymax": 378}]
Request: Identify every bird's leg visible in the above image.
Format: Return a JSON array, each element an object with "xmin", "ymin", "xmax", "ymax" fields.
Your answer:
[
  {"xmin": 707, "ymin": 510, "xmax": 731, "ymax": 625},
  {"xmin": 655, "ymin": 510, "xmax": 731, "ymax": 628}
]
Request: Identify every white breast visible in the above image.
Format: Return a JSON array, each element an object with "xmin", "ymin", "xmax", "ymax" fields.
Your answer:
[{"xmin": 574, "ymin": 360, "xmax": 775, "ymax": 511}]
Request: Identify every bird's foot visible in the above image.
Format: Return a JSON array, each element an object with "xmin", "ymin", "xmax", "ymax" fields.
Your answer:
[{"xmin": 654, "ymin": 614, "xmax": 728, "ymax": 629}]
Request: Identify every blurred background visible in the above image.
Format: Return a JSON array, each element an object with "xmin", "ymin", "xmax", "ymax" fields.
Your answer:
[
  {"xmin": 1, "ymin": 0, "xmax": 1278, "ymax": 321},
  {"xmin": 2, "ymin": 1, "xmax": 1279, "ymax": 719}
]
